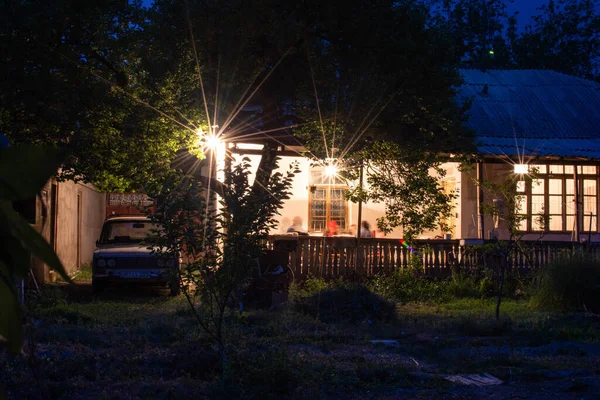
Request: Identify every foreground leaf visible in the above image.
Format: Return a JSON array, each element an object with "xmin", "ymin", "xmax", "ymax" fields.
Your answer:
[
  {"xmin": 0, "ymin": 145, "xmax": 64, "ymax": 201},
  {"xmin": 0, "ymin": 201, "xmax": 71, "ymax": 283},
  {"xmin": 0, "ymin": 261, "xmax": 22, "ymax": 354}
]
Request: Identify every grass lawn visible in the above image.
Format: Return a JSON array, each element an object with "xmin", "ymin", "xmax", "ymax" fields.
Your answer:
[{"xmin": 2, "ymin": 286, "xmax": 600, "ymax": 399}]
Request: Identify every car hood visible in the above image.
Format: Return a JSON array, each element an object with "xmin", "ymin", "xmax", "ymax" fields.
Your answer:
[{"xmin": 94, "ymin": 243, "xmax": 154, "ymax": 258}]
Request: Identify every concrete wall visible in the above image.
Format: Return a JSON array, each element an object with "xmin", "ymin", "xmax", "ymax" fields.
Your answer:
[
  {"xmin": 31, "ymin": 179, "xmax": 105, "ymax": 282},
  {"xmin": 55, "ymin": 181, "xmax": 106, "ymax": 276}
]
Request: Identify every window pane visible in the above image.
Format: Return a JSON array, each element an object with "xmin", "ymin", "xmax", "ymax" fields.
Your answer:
[
  {"xmin": 312, "ymin": 188, "xmax": 326, "ymax": 200},
  {"xmin": 532, "ymin": 179, "xmax": 544, "ymax": 194},
  {"xmin": 565, "ymin": 195, "xmax": 576, "ymax": 213},
  {"xmin": 549, "ymin": 196, "xmax": 562, "ymax": 214},
  {"xmin": 531, "ymin": 164, "xmax": 547, "ymax": 174},
  {"xmin": 549, "ymin": 215, "xmax": 563, "ymax": 231},
  {"xmin": 517, "ymin": 216, "xmax": 528, "ymax": 232},
  {"xmin": 311, "ymin": 220, "xmax": 326, "ymax": 232},
  {"xmin": 516, "ymin": 181, "xmax": 525, "ymax": 193},
  {"xmin": 564, "ymin": 165, "xmax": 574, "ymax": 174},
  {"xmin": 583, "ymin": 216, "xmax": 597, "ymax": 232},
  {"xmin": 549, "ymin": 179, "xmax": 562, "ymax": 194},
  {"xmin": 531, "ymin": 195, "xmax": 545, "ymax": 214},
  {"xmin": 310, "ymin": 200, "xmax": 326, "ymax": 217},
  {"xmin": 583, "ymin": 179, "xmax": 597, "ymax": 196},
  {"xmin": 566, "ymin": 179, "xmax": 574, "ymax": 194},
  {"xmin": 532, "ymin": 216, "xmax": 544, "ymax": 231},
  {"xmin": 566, "ymin": 215, "xmax": 575, "ymax": 231},
  {"xmin": 549, "ymin": 165, "xmax": 563, "ymax": 174},
  {"xmin": 330, "ymin": 201, "xmax": 345, "ymax": 216},
  {"xmin": 584, "ymin": 196, "xmax": 597, "ymax": 215},
  {"xmin": 582, "ymin": 166, "xmax": 597, "ymax": 174},
  {"xmin": 331, "ymin": 188, "xmax": 346, "ymax": 200},
  {"xmin": 515, "ymin": 195, "xmax": 527, "ymax": 214}
]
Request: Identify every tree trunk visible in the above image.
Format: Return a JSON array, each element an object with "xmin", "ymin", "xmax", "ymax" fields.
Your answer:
[{"xmin": 495, "ymin": 255, "xmax": 507, "ymax": 320}]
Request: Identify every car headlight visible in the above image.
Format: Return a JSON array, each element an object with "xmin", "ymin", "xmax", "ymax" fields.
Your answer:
[
  {"xmin": 157, "ymin": 259, "xmax": 165, "ymax": 267},
  {"xmin": 107, "ymin": 259, "xmax": 116, "ymax": 267},
  {"xmin": 97, "ymin": 259, "xmax": 106, "ymax": 268},
  {"xmin": 166, "ymin": 259, "xmax": 176, "ymax": 268}
]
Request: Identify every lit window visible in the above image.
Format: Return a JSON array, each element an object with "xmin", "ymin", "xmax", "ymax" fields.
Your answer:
[
  {"xmin": 549, "ymin": 165, "xmax": 563, "ymax": 174},
  {"xmin": 531, "ymin": 164, "xmax": 547, "ymax": 174},
  {"xmin": 308, "ymin": 167, "xmax": 348, "ymax": 232}
]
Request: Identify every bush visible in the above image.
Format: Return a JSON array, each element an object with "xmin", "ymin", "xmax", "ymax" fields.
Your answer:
[
  {"xmin": 291, "ymin": 279, "xmax": 396, "ymax": 323},
  {"xmin": 530, "ymin": 255, "xmax": 600, "ymax": 312}
]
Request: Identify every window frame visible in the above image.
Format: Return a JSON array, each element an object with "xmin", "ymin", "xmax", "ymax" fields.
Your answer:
[
  {"xmin": 518, "ymin": 164, "xmax": 598, "ymax": 233},
  {"xmin": 308, "ymin": 184, "xmax": 349, "ymax": 233}
]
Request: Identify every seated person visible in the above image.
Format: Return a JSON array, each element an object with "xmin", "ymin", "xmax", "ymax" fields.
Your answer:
[
  {"xmin": 360, "ymin": 221, "xmax": 372, "ymax": 238},
  {"xmin": 287, "ymin": 216, "xmax": 309, "ymax": 235}
]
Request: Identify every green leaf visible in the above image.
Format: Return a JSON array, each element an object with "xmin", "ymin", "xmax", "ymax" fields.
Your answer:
[
  {"xmin": 0, "ymin": 235, "xmax": 30, "ymax": 278},
  {"xmin": 0, "ymin": 146, "xmax": 64, "ymax": 201},
  {"xmin": 0, "ymin": 261, "xmax": 23, "ymax": 354},
  {"xmin": 0, "ymin": 201, "xmax": 71, "ymax": 283}
]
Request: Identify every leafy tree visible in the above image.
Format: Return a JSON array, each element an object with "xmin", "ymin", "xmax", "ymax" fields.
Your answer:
[
  {"xmin": 433, "ymin": 0, "xmax": 600, "ymax": 79},
  {"xmin": 0, "ymin": 0, "xmax": 204, "ymax": 192},
  {"xmin": 293, "ymin": 0, "xmax": 474, "ymax": 239},
  {"xmin": 433, "ymin": 0, "xmax": 517, "ymax": 68},
  {"xmin": 513, "ymin": 0, "xmax": 600, "ymax": 80},
  {"xmin": 148, "ymin": 143, "xmax": 297, "ymax": 378}
]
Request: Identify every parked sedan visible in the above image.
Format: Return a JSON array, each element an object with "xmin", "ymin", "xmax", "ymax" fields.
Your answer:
[{"xmin": 92, "ymin": 216, "xmax": 180, "ymax": 295}]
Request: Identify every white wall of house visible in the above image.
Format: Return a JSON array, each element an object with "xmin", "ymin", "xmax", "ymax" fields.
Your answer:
[
  {"xmin": 218, "ymin": 146, "xmax": 600, "ymax": 242},
  {"xmin": 226, "ymin": 148, "xmax": 466, "ymax": 238}
]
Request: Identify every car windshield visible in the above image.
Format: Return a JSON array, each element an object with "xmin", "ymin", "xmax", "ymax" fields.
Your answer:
[{"xmin": 99, "ymin": 220, "xmax": 161, "ymax": 244}]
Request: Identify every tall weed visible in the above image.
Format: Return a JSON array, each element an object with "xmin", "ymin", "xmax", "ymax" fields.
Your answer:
[{"xmin": 530, "ymin": 254, "xmax": 600, "ymax": 312}]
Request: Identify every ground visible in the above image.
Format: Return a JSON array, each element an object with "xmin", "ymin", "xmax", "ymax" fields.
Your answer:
[{"xmin": 2, "ymin": 279, "xmax": 600, "ymax": 399}]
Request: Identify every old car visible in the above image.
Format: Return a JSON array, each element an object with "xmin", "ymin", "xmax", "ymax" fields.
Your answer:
[{"xmin": 92, "ymin": 216, "xmax": 180, "ymax": 295}]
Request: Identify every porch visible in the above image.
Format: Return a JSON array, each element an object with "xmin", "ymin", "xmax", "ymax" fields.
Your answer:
[{"xmin": 267, "ymin": 236, "xmax": 600, "ymax": 279}]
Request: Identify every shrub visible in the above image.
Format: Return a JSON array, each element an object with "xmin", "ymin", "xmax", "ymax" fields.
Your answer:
[
  {"xmin": 446, "ymin": 275, "xmax": 481, "ymax": 298},
  {"xmin": 291, "ymin": 279, "xmax": 396, "ymax": 323},
  {"xmin": 368, "ymin": 266, "xmax": 452, "ymax": 304},
  {"xmin": 289, "ymin": 275, "xmax": 329, "ymax": 301},
  {"xmin": 530, "ymin": 254, "xmax": 600, "ymax": 312}
]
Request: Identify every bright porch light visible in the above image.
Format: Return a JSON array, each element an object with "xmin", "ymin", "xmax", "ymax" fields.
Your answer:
[
  {"xmin": 514, "ymin": 164, "xmax": 528, "ymax": 174},
  {"xmin": 324, "ymin": 163, "xmax": 338, "ymax": 178},
  {"xmin": 204, "ymin": 134, "xmax": 222, "ymax": 149},
  {"xmin": 196, "ymin": 127, "xmax": 222, "ymax": 150}
]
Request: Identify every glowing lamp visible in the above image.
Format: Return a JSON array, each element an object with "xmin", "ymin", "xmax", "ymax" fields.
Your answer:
[
  {"xmin": 514, "ymin": 164, "xmax": 528, "ymax": 174},
  {"xmin": 204, "ymin": 134, "xmax": 222, "ymax": 149},
  {"xmin": 324, "ymin": 163, "xmax": 338, "ymax": 178}
]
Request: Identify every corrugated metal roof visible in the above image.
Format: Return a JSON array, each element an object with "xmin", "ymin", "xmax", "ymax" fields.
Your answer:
[{"xmin": 458, "ymin": 69, "xmax": 600, "ymax": 159}]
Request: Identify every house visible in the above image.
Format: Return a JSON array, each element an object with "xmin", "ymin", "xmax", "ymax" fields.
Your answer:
[{"xmin": 212, "ymin": 69, "xmax": 600, "ymax": 243}]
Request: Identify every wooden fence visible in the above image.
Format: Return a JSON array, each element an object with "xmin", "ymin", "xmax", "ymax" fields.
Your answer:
[{"xmin": 266, "ymin": 236, "xmax": 600, "ymax": 279}]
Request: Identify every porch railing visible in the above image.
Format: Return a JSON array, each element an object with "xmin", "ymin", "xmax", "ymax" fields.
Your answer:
[{"xmin": 266, "ymin": 236, "xmax": 600, "ymax": 279}]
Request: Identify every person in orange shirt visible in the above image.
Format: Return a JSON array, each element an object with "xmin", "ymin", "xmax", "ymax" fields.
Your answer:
[{"xmin": 326, "ymin": 220, "xmax": 339, "ymax": 236}]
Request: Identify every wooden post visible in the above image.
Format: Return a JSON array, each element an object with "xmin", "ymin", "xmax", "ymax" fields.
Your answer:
[{"xmin": 356, "ymin": 162, "xmax": 364, "ymax": 269}]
